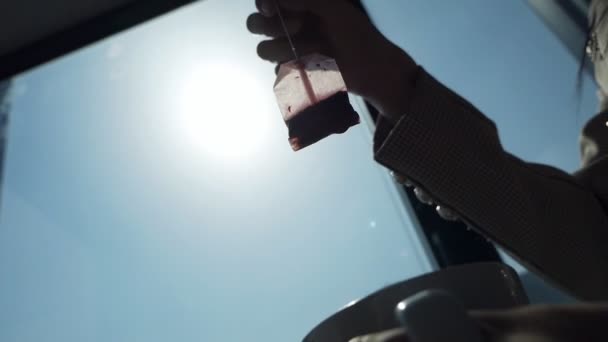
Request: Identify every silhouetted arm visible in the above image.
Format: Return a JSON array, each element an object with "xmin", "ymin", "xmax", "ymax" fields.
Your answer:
[{"xmin": 374, "ymin": 68, "xmax": 608, "ymax": 300}]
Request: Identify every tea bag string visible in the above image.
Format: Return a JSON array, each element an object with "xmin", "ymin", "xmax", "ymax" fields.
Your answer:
[
  {"xmin": 273, "ymin": 0, "xmax": 299, "ymax": 61},
  {"xmin": 273, "ymin": 0, "xmax": 318, "ymax": 103}
]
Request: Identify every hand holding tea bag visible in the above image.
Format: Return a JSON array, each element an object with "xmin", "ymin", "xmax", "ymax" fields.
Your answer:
[{"xmin": 249, "ymin": 0, "xmax": 418, "ymax": 123}]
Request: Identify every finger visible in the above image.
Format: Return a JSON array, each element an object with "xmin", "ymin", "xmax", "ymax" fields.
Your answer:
[
  {"xmin": 256, "ymin": 0, "xmax": 276, "ymax": 17},
  {"xmin": 259, "ymin": 0, "xmax": 334, "ymax": 16},
  {"xmin": 247, "ymin": 13, "xmax": 302, "ymax": 37},
  {"xmin": 259, "ymin": 0, "xmax": 310, "ymax": 14},
  {"xmin": 275, "ymin": 0, "xmax": 327, "ymax": 13},
  {"xmin": 276, "ymin": 0, "xmax": 354, "ymax": 21},
  {"xmin": 257, "ymin": 37, "xmax": 324, "ymax": 63}
]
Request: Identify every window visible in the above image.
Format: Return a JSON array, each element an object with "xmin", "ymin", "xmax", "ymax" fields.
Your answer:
[
  {"xmin": 1, "ymin": 1, "xmax": 596, "ymax": 339},
  {"xmin": 0, "ymin": 1, "xmax": 434, "ymax": 341}
]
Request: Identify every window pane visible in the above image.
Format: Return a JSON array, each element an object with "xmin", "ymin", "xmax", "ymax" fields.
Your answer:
[{"xmin": 0, "ymin": 1, "xmax": 433, "ymax": 341}]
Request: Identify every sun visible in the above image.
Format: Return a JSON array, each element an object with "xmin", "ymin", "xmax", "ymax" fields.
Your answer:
[{"xmin": 176, "ymin": 62, "xmax": 272, "ymax": 161}]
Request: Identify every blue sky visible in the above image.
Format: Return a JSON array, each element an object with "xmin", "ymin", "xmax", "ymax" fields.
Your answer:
[
  {"xmin": 0, "ymin": 0, "xmax": 598, "ymax": 341},
  {"xmin": 366, "ymin": 0, "xmax": 598, "ymax": 171}
]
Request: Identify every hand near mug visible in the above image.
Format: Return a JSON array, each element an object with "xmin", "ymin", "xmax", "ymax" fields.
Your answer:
[{"xmin": 246, "ymin": 0, "xmax": 418, "ymax": 122}]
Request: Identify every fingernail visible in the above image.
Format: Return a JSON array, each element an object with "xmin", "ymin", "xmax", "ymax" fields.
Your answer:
[
  {"xmin": 414, "ymin": 187, "xmax": 434, "ymax": 205},
  {"xmin": 436, "ymin": 205, "xmax": 459, "ymax": 222}
]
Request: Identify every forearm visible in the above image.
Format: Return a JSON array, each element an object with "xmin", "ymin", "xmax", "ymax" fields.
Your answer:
[{"xmin": 374, "ymin": 68, "xmax": 608, "ymax": 300}]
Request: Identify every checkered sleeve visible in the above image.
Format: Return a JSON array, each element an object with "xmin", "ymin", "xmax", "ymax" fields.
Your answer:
[{"xmin": 374, "ymin": 68, "xmax": 608, "ymax": 301}]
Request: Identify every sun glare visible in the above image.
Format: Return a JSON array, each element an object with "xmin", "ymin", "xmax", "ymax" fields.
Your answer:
[{"xmin": 177, "ymin": 62, "xmax": 272, "ymax": 160}]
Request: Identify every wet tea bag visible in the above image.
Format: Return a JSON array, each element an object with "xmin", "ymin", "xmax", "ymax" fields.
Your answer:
[
  {"xmin": 274, "ymin": 54, "xmax": 360, "ymax": 151},
  {"xmin": 270, "ymin": 2, "xmax": 359, "ymax": 151}
]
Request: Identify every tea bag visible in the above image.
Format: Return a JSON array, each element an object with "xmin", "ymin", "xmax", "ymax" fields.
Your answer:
[{"xmin": 273, "ymin": 54, "xmax": 360, "ymax": 151}]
